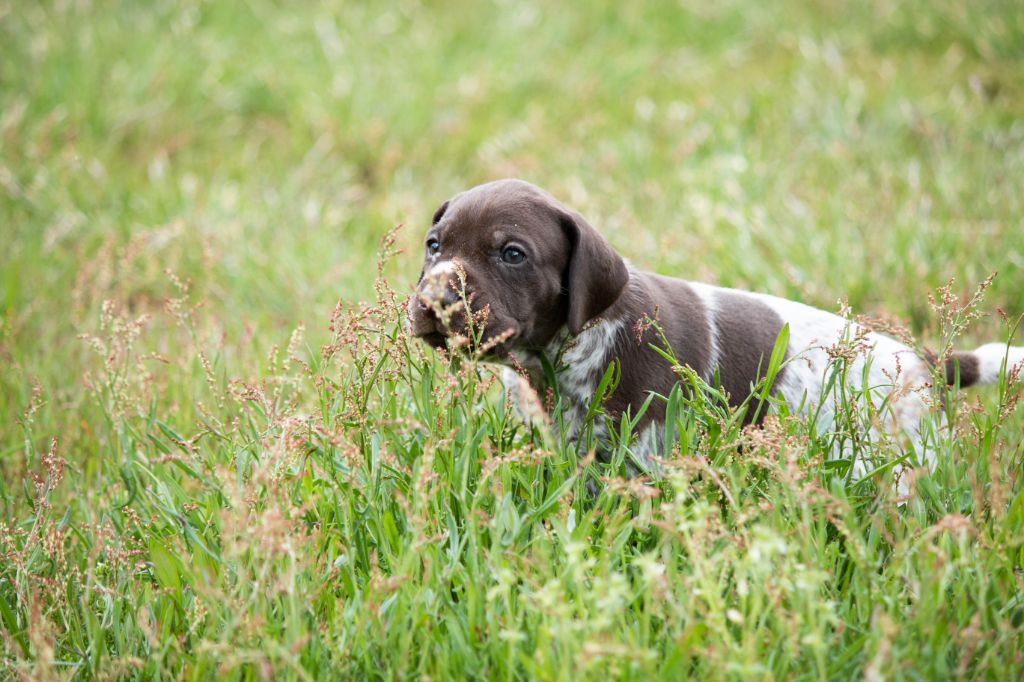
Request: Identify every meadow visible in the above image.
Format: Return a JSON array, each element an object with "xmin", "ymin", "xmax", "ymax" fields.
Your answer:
[{"xmin": 3, "ymin": 0, "xmax": 1024, "ymax": 678}]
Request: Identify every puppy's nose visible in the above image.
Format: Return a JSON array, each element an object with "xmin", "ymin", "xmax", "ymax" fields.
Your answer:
[
  {"xmin": 417, "ymin": 277, "xmax": 467, "ymax": 311},
  {"xmin": 438, "ymin": 285, "xmax": 461, "ymax": 308}
]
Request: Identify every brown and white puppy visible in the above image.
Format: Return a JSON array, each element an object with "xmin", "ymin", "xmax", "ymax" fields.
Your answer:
[{"xmin": 407, "ymin": 179, "xmax": 1024, "ymax": 486}]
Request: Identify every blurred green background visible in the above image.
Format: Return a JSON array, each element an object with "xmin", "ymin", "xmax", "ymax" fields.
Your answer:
[{"xmin": 3, "ymin": 0, "xmax": 1023, "ymax": 471}]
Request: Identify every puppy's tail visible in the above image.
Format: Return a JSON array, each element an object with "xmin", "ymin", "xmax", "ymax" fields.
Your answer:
[{"xmin": 942, "ymin": 343, "xmax": 1024, "ymax": 388}]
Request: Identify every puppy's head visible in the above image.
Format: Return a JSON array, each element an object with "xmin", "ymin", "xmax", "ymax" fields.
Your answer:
[{"xmin": 407, "ymin": 179, "xmax": 629, "ymax": 358}]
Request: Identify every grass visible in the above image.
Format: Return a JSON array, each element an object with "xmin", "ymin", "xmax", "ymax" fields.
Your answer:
[{"xmin": 3, "ymin": 0, "xmax": 1024, "ymax": 678}]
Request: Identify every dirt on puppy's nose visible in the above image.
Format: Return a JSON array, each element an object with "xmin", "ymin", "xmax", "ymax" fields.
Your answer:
[
  {"xmin": 418, "ymin": 267, "xmax": 470, "ymax": 311},
  {"xmin": 425, "ymin": 281, "xmax": 460, "ymax": 309}
]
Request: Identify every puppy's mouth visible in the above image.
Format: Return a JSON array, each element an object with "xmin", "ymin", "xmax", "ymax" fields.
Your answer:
[
  {"xmin": 407, "ymin": 294, "xmax": 519, "ymax": 357},
  {"xmin": 418, "ymin": 327, "xmax": 520, "ymax": 357},
  {"xmin": 413, "ymin": 320, "xmax": 520, "ymax": 358},
  {"xmin": 419, "ymin": 330, "xmax": 448, "ymax": 350}
]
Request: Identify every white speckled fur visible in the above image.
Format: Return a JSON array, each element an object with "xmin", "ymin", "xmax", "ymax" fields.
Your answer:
[
  {"xmin": 744, "ymin": 289, "xmax": 935, "ymax": 493},
  {"xmin": 547, "ymin": 319, "xmax": 624, "ymax": 400},
  {"xmin": 547, "ymin": 319, "xmax": 623, "ymax": 445},
  {"xmin": 745, "ymin": 290, "xmax": 931, "ymax": 423},
  {"xmin": 501, "ymin": 319, "xmax": 622, "ymax": 442}
]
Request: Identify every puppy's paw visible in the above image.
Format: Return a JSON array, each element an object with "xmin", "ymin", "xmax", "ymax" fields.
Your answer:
[{"xmin": 502, "ymin": 367, "xmax": 548, "ymax": 426}]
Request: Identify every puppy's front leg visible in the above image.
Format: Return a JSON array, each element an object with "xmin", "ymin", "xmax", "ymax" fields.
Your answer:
[{"xmin": 502, "ymin": 367, "xmax": 548, "ymax": 427}]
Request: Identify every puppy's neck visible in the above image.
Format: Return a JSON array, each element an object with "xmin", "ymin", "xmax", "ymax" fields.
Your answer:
[{"xmin": 508, "ymin": 270, "xmax": 643, "ymax": 402}]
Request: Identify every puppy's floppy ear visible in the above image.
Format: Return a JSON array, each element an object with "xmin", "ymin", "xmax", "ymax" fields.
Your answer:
[
  {"xmin": 560, "ymin": 209, "xmax": 629, "ymax": 335},
  {"xmin": 416, "ymin": 199, "xmax": 451, "ymax": 286},
  {"xmin": 432, "ymin": 200, "xmax": 450, "ymax": 225}
]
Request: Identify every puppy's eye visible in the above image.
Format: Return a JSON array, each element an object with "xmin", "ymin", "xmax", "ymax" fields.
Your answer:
[
  {"xmin": 426, "ymin": 238, "xmax": 440, "ymax": 255},
  {"xmin": 500, "ymin": 245, "xmax": 526, "ymax": 264}
]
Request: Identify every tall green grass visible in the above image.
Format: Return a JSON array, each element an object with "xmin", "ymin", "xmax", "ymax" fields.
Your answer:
[{"xmin": 3, "ymin": 0, "xmax": 1024, "ymax": 678}]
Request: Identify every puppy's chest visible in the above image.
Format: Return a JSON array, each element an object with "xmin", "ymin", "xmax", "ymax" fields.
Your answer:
[{"xmin": 507, "ymin": 320, "xmax": 625, "ymax": 440}]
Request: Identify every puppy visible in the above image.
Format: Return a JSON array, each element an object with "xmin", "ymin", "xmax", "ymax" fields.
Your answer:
[{"xmin": 407, "ymin": 179, "xmax": 1023, "ymax": 487}]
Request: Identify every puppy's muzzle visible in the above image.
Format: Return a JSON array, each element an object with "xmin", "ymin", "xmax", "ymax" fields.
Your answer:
[{"xmin": 408, "ymin": 270, "xmax": 472, "ymax": 350}]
